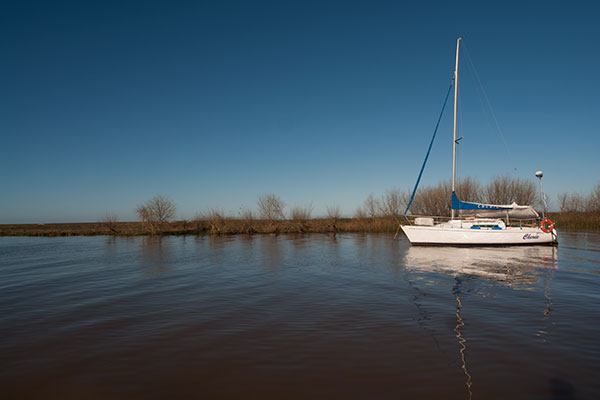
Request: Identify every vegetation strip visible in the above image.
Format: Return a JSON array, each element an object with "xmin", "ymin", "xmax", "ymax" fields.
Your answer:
[
  {"xmin": 0, "ymin": 212, "xmax": 598, "ymax": 237},
  {"xmin": 2, "ymin": 177, "xmax": 598, "ymax": 236}
]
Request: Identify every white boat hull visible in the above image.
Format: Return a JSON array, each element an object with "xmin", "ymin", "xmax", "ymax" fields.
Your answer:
[{"xmin": 401, "ymin": 224, "xmax": 557, "ymax": 246}]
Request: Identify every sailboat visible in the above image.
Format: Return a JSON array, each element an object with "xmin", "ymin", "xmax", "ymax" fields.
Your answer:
[{"xmin": 400, "ymin": 38, "xmax": 557, "ymax": 245}]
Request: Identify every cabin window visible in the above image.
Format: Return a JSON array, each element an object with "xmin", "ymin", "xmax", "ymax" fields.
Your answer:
[{"xmin": 470, "ymin": 224, "xmax": 502, "ymax": 230}]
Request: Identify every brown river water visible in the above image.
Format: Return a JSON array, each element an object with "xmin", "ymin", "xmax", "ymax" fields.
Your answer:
[{"xmin": 1, "ymin": 232, "xmax": 599, "ymax": 399}]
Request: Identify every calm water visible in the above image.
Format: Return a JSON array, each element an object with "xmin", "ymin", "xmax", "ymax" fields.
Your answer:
[{"xmin": 1, "ymin": 233, "xmax": 599, "ymax": 399}]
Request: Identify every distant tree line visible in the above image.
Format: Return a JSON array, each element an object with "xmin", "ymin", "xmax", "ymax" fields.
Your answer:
[
  {"xmin": 98, "ymin": 177, "xmax": 599, "ymax": 235},
  {"xmin": 355, "ymin": 175, "xmax": 539, "ymax": 218},
  {"xmin": 557, "ymin": 184, "xmax": 600, "ymax": 212}
]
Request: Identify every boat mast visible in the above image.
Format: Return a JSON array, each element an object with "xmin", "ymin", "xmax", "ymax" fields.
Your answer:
[{"xmin": 451, "ymin": 37, "xmax": 461, "ymax": 219}]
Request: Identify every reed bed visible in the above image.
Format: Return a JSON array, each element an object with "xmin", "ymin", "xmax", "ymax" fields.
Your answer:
[
  {"xmin": 0, "ymin": 217, "xmax": 399, "ymax": 237},
  {"xmin": 1, "ymin": 212, "xmax": 598, "ymax": 237},
  {"xmin": 546, "ymin": 212, "xmax": 600, "ymax": 231}
]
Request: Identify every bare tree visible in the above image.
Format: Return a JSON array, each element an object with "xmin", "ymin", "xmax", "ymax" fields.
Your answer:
[
  {"xmin": 558, "ymin": 193, "xmax": 569, "ymax": 212},
  {"xmin": 149, "ymin": 195, "xmax": 176, "ymax": 222},
  {"xmin": 257, "ymin": 194, "xmax": 286, "ymax": 221},
  {"xmin": 559, "ymin": 192, "xmax": 584, "ymax": 212},
  {"xmin": 586, "ymin": 184, "xmax": 600, "ymax": 212},
  {"xmin": 558, "ymin": 185, "xmax": 600, "ymax": 213},
  {"xmin": 403, "ymin": 177, "xmax": 481, "ymax": 217},
  {"xmin": 354, "ymin": 206, "xmax": 367, "ymax": 219},
  {"xmin": 485, "ymin": 176, "xmax": 536, "ymax": 205},
  {"xmin": 411, "ymin": 181, "xmax": 452, "ymax": 216},
  {"xmin": 136, "ymin": 204, "xmax": 155, "ymax": 233},
  {"xmin": 326, "ymin": 204, "xmax": 342, "ymax": 220},
  {"xmin": 512, "ymin": 179, "xmax": 537, "ymax": 205},
  {"xmin": 456, "ymin": 177, "xmax": 483, "ymax": 203},
  {"xmin": 570, "ymin": 194, "xmax": 584, "ymax": 212},
  {"xmin": 136, "ymin": 195, "xmax": 176, "ymax": 234},
  {"xmin": 363, "ymin": 194, "xmax": 380, "ymax": 218},
  {"xmin": 100, "ymin": 212, "xmax": 119, "ymax": 234},
  {"xmin": 402, "ymin": 176, "xmax": 541, "ymax": 217},
  {"xmin": 379, "ymin": 189, "xmax": 405, "ymax": 221}
]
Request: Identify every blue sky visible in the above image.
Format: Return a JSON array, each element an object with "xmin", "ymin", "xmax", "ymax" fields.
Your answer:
[{"xmin": 1, "ymin": 0, "xmax": 599, "ymax": 223}]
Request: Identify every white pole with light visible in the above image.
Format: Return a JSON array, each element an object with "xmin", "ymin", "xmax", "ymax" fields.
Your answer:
[{"xmin": 535, "ymin": 170, "xmax": 545, "ymax": 219}]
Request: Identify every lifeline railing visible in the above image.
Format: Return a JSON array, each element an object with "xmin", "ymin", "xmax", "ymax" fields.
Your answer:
[{"xmin": 402, "ymin": 215, "xmax": 542, "ymax": 228}]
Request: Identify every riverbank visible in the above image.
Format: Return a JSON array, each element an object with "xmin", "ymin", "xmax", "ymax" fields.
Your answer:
[
  {"xmin": 0, "ymin": 217, "xmax": 399, "ymax": 237},
  {"xmin": 0, "ymin": 212, "xmax": 598, "ymax": 236}
]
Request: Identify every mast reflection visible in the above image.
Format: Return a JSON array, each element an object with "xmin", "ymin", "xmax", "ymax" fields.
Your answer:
[
  {"xmin": 453, "ymin": 276, "xmax": 472, "ymax": 400},
  {"xmin": 403, "ymin": 245, "xmax": 557, "ymax": 399}
]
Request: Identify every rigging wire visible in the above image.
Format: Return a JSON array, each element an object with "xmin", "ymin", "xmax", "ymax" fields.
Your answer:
[
  {"xmin": 403, "ymin": 79, "xmax": 454, "ymax": 216},
  {"xmin": 462, "ymin": 42, "xmax": 517, "ymax": 173}
]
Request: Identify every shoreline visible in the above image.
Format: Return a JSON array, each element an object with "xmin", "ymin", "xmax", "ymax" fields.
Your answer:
[
  {"xmin": 0, "ymin": 212, "xmax": 597, "ymax": 237},
  {"xmin": 0, "ymin": 217, "xmax": 398, "ymax": 237}
]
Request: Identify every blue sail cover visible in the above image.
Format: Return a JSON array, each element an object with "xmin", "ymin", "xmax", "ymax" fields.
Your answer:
[
  {"xmin": 451, "ymin": 191, "xmax": 539, "ymax": 219},
  {"xmin": 451, "ymin": 192, "xmax": 510, "ymax": 211}
]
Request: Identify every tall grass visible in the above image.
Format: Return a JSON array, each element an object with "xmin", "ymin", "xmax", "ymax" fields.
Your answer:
[
  {"xmin": 547, "ymin": 212, "xmax": 600, "ymax": 231},
  {"xmin": 290, "ymin": 204, "xmax": 313, "ymax": 221}
]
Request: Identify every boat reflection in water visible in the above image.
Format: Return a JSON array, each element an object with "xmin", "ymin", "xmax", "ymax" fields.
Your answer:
[
  {"xmin": 402, "ymin": 246, "xmax": 557, "ymax": 400},
  {"xmin": 403, "ymin": 245, "xmax": 557, "ymax": 288}
]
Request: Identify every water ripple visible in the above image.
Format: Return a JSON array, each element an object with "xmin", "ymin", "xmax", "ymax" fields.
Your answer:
[{"xmin": 1, "ymin": 234, "xmax": 599, "ymax": 399}]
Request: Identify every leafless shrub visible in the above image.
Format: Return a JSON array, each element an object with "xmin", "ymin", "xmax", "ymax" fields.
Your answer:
[
  {"xmin": 136, "ymin": 195, "xmax": 176, "ymax": 234},
  {"xmin": 257, "ymin": 194, "xmax": 286, "ymax": 221},
  {"xmin": 558, "ymin": 193, "xmax": 568, "ymax": 212},
  {"xmin": 405, "ymin": 176, "xmax": 534, "ymax": 216},
  {"xmin": 585, "ymin": 184, "xmax": 600, "ymax": 212},
  {"xmin": 379, "ymin": 189, "xmax": 406, "ymax": 221},
  {"xmin": 456, "ymin": 177, "xmax": 483, "ymax": 203},
  {"xmin": 558, "ymin": 184, "xmax": 600, "ymax": 213},
  {"xmin": 238, "ymin": 207, "xmax": 256, "ymax": 234},
  {"xmin": 136, "ymin": 205, "xmax": 155, "ymax": 233},
  {"xmin": 410, "ymin": 181, "xmax": 452, "ymax": 216},
  {"xmin": 485, "ymin": 176, "xmax": 536, "ymax": 205},
  {"xmin": 513, "ymin": 178, "xmax": 537, "ymax": 205},
  {"xmin": 290, "ymin": 203, "xmax": 313, "ymax": 221},
  {"xmin": 326, "ymin": 204, "xmax": 342, "ymax": 220},
  {"xmin": 354, "ymin": 206, "xmax": 367, "ymax": 219},
  {"xmin": 207, "ymin": 209, "xmax": 226, "ymax": 234},
  {"xmin": 239, "ymin": 207, "xmax": 255, "ymax": 222},
  {"xmin": 326, "ymin": 204, "xmax": 342, "ymax": 233},
  {"xmin": 100, "ymin": 212, "xmax": 119, "ymax": 234},
  {"xmin": 193, "ymin": 212, "xmax": 207, "ymax": 232},
  {"xmin": 363, "ymin": 194, "xmax": 381, "ymax": 218}
]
